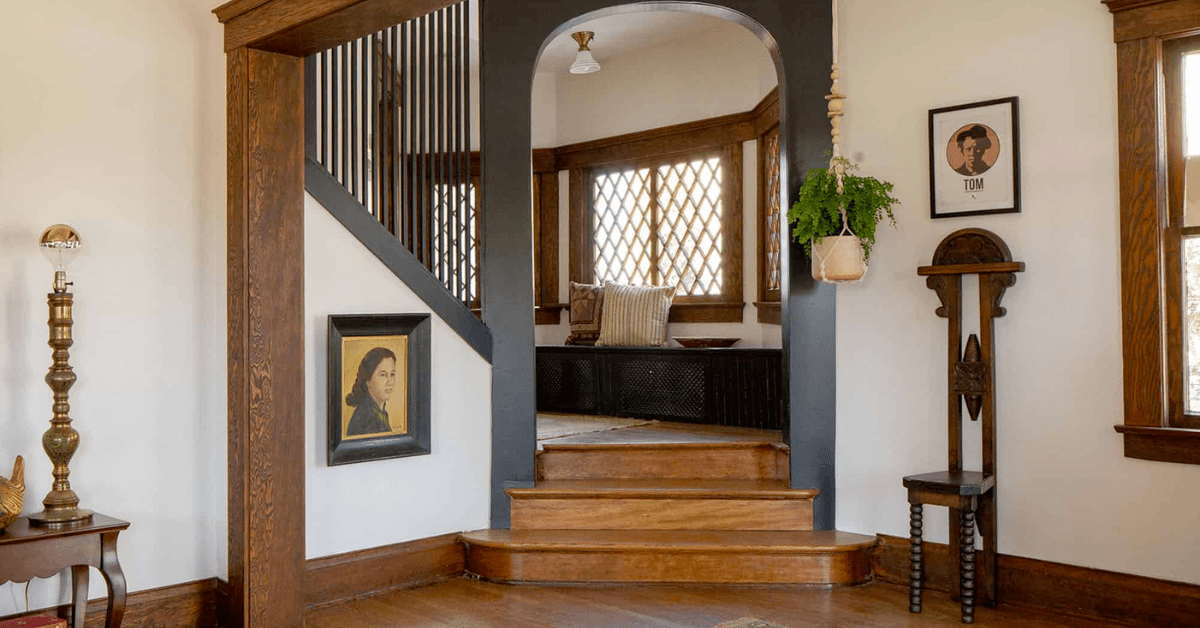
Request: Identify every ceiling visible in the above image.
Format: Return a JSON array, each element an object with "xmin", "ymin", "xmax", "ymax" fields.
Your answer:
[{"xmin": 535, "ymin": 12, "xmax": 747, "ymax": 74}]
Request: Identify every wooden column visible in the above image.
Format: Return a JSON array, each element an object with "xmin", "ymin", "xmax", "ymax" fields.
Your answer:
[{"xmin": 227, "ymin": 46, "xmax": 306, "ymax": 628}]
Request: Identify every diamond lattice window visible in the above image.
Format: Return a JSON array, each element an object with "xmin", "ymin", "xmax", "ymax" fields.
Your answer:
[
  {"xmin": 432, "ymin": 181, "xmax": 480, "ymax": 306},
  {"xmin": 592, "ymin": 155, "xmax": 726, "ymax": 297},
  {"xmin": 763, "ymin": 128, "xmax": 782, "ymax": 294}
]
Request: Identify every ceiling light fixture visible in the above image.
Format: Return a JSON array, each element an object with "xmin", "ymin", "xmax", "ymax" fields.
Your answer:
[{"xmin": 569, "ymin": 31, "xmax": 600, "ymax": 75}]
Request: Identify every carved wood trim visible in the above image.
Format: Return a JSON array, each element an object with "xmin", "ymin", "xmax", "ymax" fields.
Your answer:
[
  {"xmin": 929, "ymin": 228, "xmax": 1013, "ymax": 266},
  {"xmin": 925, "ymin": 275, "xmax": 956, "ymax": 319},
  {"xmin": 983, "ymin": 273, "xmax": 1017, "ymax": 319}
]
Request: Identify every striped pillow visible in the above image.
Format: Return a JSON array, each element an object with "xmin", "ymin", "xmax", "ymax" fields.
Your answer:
[{"xmin": 595, "ymin": 282, "xmax": 675, "ymax": 347}]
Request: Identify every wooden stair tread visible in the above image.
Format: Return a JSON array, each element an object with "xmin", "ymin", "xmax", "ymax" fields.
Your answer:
[
  {"xmin": 460, "ymin": 529, "xmax": 877, "ymax": 553},
  {"xmin": 509, "ymin": 479, "xmax": 816, "ymax": 500},
  {"xmin": 539, "ymin": 441, "xmax": 787, "ymax": 452}
]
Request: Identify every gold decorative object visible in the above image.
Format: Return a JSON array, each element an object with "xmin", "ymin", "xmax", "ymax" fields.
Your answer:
[
  {"xmin": 0, "ymin": 456, "xmax": 25, "ymax": 532},
  {"xmin": 29, "ymin": 224, "xmax": 92, "ymax": 527}
]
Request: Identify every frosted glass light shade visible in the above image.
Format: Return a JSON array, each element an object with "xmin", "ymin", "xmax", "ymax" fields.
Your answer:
[
  {"xmin": 39, "ymin": 224, "xmax": 82, "ymax": 271},
  {"xmin": 570, "ymin": 50, "xmax": 600, "ymax": 75}
]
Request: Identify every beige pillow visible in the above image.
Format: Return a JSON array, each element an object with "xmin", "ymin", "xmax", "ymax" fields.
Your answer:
[{"xmin": 596, "ymin": 282, "xmax": 675, "ymax": 347}]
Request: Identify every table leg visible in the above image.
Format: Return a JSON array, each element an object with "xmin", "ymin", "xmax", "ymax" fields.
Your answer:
[
  {"xmin": 961, "ymin": 508, "xmax": 976, "ymax": 624},
  {"xmin": 909, "ymin": 502, "xmax": 923, "ymax": 613},
  {"xmin": 99, "ymin": 531, "xmax": 126, "ymax": 628},
  {"xmin": 70, "ymin": 565, "xmax": 89, "ymax": 628}
]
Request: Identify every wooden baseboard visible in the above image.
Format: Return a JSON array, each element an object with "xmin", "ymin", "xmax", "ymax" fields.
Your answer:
[
  {"xmin": 2, "ymin": 533, "xmax": 466, "ymax": 627},
  {"xmin": 873, "ymin": 534, "xmax": 1200, "ymax": 628},
  {"xmin": 304, "ymin": 532, "xmax": 465, "ymax": 609},
  {"xmin": 0, "ymin": 578, "xmax": 217, "ymax": 628}
]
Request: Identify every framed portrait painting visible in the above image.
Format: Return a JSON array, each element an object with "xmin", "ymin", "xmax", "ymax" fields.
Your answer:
[
  {"xmin": 928, "ymin": 97, "xmax": 1020, "ymax": 219},
  {"xmin": 327, "ymin": 313, "xmax": 431, "ymax": 466}
]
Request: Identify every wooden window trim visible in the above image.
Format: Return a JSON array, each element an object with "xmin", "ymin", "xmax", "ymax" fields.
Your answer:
[
  {"xmin": 533, "ymin": 151, "xmax": 563, "ymax": 325},
  {"xmin": 1106, "ymin": 0, "xmax": 1200, "ymax": 464},
  {"xmin": 568, "ymin": 144, "xmax": 745, "ymax": 323},
  {"xmin": 754, "ymin": 89, "xmax": 782, "ymax": 325}
]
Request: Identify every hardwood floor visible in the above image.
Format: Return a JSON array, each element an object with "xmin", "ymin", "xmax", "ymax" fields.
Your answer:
[{"xmin": 305, "ymin": 577, "xmax": 1127, "ymax": 627}]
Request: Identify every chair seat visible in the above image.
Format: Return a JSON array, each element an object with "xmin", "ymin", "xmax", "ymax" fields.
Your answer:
[{"xmin": 903, "ymin": 470, "xmax": 995, "ymax": 496}]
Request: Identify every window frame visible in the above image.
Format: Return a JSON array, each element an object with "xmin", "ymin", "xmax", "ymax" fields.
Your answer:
[
  {"xmin": 1106, "ymin": 0, "xmax": 1200, "ymax": 464},
  {"xmin": 754, "ymin": 88, "xmax": 783, "ymax": 325},
  {"xmin": 570, "ymin": 143, "xmax": 746, "ymax": 323}
]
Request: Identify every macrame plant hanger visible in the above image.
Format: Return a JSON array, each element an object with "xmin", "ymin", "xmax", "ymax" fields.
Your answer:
[{"xmin": 814, "ymin": 0, "xmax": 867, "ymax": 285}]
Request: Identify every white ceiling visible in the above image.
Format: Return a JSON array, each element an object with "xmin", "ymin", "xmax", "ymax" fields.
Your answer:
[{"xmin": 536, "ymin": 12, "xmax": 745, "ymax": 74}]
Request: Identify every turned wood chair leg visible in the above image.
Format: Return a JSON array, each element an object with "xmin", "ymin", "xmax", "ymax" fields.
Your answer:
[
  {"xmin": 909, "ymin": 502, "xmax": 923, "ymax": 613},
  {"xmin": 961, "ymin": 508, "xmax": 976, "ymax": 624}
]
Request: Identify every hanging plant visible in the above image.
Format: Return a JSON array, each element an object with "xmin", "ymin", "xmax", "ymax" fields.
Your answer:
[{"xmin": 788, "ymin": 156, "xmax": 899, "ymax": 262}]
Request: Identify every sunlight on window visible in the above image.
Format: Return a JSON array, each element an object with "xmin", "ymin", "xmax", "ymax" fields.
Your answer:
[
  {"xmin": 591, "ymin": 156, "xmax": 724, "ymax": 297},
  {"xmin": 1188, "ymin": 53, "xmax": 1200, "ymax": 156}
]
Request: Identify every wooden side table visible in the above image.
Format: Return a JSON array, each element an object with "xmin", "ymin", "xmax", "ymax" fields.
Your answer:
[{"xmin": 0, "ymin": 514, "xmax": 129, "ymax": 628}]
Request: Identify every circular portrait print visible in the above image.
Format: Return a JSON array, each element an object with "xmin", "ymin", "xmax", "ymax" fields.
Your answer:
[{"xmin": 945, "ymin": 123, "xmax": 1001, "ymax": 177}]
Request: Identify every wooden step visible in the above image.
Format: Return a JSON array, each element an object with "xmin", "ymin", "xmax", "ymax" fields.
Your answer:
[
  {"xmin": 536, "ymin": 442, "xmax": 789, "ymax": 481},
  {"xmin": 508, "ymin": 480, "xmax": 815, "ymax": 531},
  {"xmin": 460, "ymin": 529, "xmax": 876, "ymax": 585}
]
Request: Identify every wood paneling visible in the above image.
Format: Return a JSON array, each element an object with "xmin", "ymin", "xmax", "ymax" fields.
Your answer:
[
  {"xmin": 873, "ymin": 535, "xmax": 1200, "ymax": 628},
  {"xmin": 0, "ymin": 578, "xmax": 218, "ymax": 628},
  {"xmin": 215, "ymin": 0, "xmax": 457, "ymax": 56},
  {"xmin": 305, "ymin": 534, "xmax": 465, "ymax": 609},
  {"xmin": 1108, "ymin": 0, "xmax": 1200, "ymax": 42},
  {"xmin": 227, "ymin": 47, "xmax": 306, "ymax": 628},
  {"xmin": 536, "ymin": 442, "xmax": 788, "ymax": 481},
  {"xmin": 553, "ymin": 113, "xmax": 756, "ymax": 172},
  {"xmin": 461, "ymin": 529, "xmax": 875, "ymax": 585},
  {"xmin": 756, "ymin": 302, "xmax": 780, "ymax": 324},
  {"xmin": 1116, "ymin": 37, "xmax": 1166, "ymax": 429},
  {"xmin": 536, "ymin": 171, "xmax": 560, "ymax": 312}
]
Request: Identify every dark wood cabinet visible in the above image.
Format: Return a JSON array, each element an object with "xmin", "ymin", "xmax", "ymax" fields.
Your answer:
[{"xmin": 536, "ymin": 345, "xmax": 784, "ymax": 430}]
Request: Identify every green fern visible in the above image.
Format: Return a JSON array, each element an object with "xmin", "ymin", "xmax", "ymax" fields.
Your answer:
[{"xmin": 787, "ymin": 157, "xmax": 898, "ymax": 261}]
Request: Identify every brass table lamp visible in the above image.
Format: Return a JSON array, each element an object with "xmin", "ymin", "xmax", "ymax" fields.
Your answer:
[{"xmin": 29, "ymin": 224, "xmax": 92, "ymax": 526}]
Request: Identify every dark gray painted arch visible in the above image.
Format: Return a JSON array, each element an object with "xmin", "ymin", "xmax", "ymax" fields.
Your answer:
[{"xmin": 480, "ymin": 0, "xmax": 836, "ymax": 529}]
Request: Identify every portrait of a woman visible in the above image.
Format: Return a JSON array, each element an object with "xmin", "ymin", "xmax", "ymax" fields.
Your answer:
[{"xmin": 344, "ymin": 347, "xmax": 398, "ymax": 436}]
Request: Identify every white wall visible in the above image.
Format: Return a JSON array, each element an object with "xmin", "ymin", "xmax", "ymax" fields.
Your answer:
[
  {"xmin": 533, "ymin": 21, "xmax": 782, "ymax": 348},
  {"xmin": 0, "ymin": 0, "xmax": 227, "ymax": 613},
  {"xmin": 836, "ymin": 0, "xmax": 1200, "ymax": 584},
  {"xmin": 304, "ymin": 197, "xmax": 492, "ymax": 558}
]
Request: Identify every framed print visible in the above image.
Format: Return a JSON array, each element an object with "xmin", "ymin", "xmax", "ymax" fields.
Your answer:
[
  {"xmin": 327, "ymin": 313, "xmax": 431, "ymax": 465},
  {"xmin": 929, "ymin": 97, "xmax": 1020, "ymax": 219}
]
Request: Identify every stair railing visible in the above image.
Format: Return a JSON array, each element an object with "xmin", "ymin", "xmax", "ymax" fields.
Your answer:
[{"xmin": 304, "ymin": 1, "xmax": 490, "ymax": 360}]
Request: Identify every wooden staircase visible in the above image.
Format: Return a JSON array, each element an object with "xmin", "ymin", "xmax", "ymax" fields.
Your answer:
[{"xmin": 460, "ymin": 440, "xmax": 876, "ymax": 585}]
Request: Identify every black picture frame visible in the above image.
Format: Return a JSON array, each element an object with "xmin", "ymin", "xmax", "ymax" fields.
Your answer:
[
  {"xmin": 327, "ymin": 313, "xmax": 431, "ymax": 466},
  {"xmin": 928, "ymin": 96, "xmax": 1021, "ymax": 219}
]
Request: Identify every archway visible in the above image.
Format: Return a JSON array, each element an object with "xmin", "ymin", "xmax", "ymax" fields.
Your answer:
[{"xmin": 480, "ymin": 0, "xmax": 837, "ymax": 530}]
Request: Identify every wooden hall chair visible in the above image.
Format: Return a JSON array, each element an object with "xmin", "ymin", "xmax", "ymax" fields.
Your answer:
[{"xmin": 904, "ymin": 228, "xmax": 1024, "ymax": 624}]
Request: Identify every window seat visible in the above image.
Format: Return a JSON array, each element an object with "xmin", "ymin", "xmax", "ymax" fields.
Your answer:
[{"xmin": 536, "ymin": 345, "xmax": 784, "ymax": 430}]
